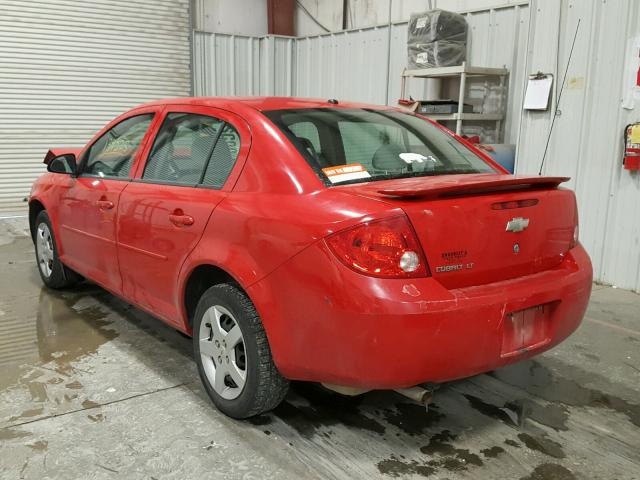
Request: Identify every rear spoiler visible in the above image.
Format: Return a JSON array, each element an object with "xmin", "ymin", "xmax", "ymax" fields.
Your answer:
[
  {"xmin": 376, "ymin": 174, "xmax": 570, "ymax": 198},
  {"xmin": 43, "ymin": 148, "xmax": 82, "ymax": 165}
]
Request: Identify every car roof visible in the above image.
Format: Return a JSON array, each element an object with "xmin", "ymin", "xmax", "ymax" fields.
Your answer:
[{"xmin": 134, "ymin": 96, "xmax": 396, "ymax": 112}]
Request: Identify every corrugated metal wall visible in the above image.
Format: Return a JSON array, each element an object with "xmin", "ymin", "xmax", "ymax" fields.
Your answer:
[
  {"xmin": 193, "ymin": 3, "xmax": 530, "ymax": 144},
  {"xmin": 0, "ymin": 0, "xmax": 192, "ymax": 212},
  {"xmin": 516, "ymin": 0, "xmax": 640, "ymax": 292},
  {"xmin": 193, "ymin": 33, "xmax": 295, "ymax": 96}
]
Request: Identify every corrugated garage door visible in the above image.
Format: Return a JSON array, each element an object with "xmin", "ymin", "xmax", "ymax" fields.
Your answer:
[{"xmin": 0, "ymin": 0, "xmax": 192, "ymax": 212}]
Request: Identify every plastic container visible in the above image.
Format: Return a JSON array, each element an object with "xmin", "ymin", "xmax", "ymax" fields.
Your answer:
[
  {"xmin": 408, "ymin": 40, "xmax": 466, "ymax": 68},
  {"xmin": 407, "ymin": 10, "xmax": 468, "ymax": 68},
  {"xmin": 468, "ymin": 83, "xmax": 486, "ymax": 113},
  {"xmin": 479, "ymin": 144, "xmax": 516, "ymax": 173},
  {"xmin": 482, "ymin": 84, "xmax": 507, "ymax": 114},
  {"xmin": 408, "ymin": 9, "xmax": 467, "ymax": 43}
]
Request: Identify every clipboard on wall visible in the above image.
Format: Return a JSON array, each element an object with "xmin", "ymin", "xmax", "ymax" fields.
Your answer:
[{"xmin": 523, "ymin": 73, "xmax": 554, "ymax": 110}]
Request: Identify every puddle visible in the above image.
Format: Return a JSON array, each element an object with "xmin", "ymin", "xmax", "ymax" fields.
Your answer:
[
  {"xmin": 481, "ymin": 446, "xmax": 505, "ymax": 458},
  {"xmin": 517, "ymin": 432, "xmax": 565, "ymax": 459},
  {"xmin": 0, "ymin": 427, "xmax": 31, "ymax": 441},
  {"xmin": 81, "ymin": 399, "xmax": 100, "ymax": 409},
  {"xmin": 420, "ymin": 430, "xmax": 483, "ymax": 470},
  {"xmin": 490, "ymin": 359, "xmax": 640, "ymax": 428},
  {"xmin": 8, "ymin": 406, "xmax": 44, "ymax": 422},
  {"xmin": 26, "ymin": 440, "xmax": 48, "ymax": 452},
  {"xmin": 463, "ymin": 393, "xmax": 571, "ymax": 432},
  {"xmin": 382, "ymin": 401, "xmax": 445, "ymax": 436},
  {"xmin": 32, "ymin": 289, "xmax": 117, "ymax": 369},
  {"xmin": 87, "ymin": 413, "xmax": 105, "ymax": 423},
  {"xmin": 0, "ymin": 286, "xmax": 118, "ymax": 389},
  {"xmin": 377, "ymin": 428, "xmax": 488, "ymax": 477},
  {"xmin": 463, "ymin": 394, "xmax": 516, "ymax": 426},
  {"xmin": 377, "ymin": 456, "xmax": 435, "ymax": 477},
  {"xmin": 270, "ymin": 383, "xmax": 386, "ymax": 438},
  {"xmin": 519, "ymin": 463, "xmax": 576, "ymax": 480},
  {"xmin": 504, "ymin": 399, "xmax": 570, "ymax": 432}
]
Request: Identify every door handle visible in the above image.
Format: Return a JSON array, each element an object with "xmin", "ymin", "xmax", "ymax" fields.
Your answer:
[
  {"xmin": 169, "ymin": 213, "xmax": 194, "ymax": 227},
  {"xmin": 95, "ymin": 200, "xmax": 114, "ymax": 210}
]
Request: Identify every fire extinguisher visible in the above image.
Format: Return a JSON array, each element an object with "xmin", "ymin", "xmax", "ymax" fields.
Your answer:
[{"xmin": 624, "ymin": 123, "xmax": 640, "ymax": 171}]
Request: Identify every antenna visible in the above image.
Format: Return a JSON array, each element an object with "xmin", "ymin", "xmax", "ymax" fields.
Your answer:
[{"xmin": 538, "ymin": 19, "xmax": 581, "ymax": 176}]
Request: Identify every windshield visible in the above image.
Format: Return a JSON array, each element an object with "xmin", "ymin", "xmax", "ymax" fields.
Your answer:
[{"xmin": 263, "ymin": 108, "xmax": 497, "ymax": 185}]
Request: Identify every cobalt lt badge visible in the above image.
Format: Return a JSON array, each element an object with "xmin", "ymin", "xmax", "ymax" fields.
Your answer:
[{"xmin": 513, "ymin": 242, "xmax": 520, "ymax": 254}]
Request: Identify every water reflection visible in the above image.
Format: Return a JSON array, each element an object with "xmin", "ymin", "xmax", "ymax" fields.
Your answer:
[{"xmin": 0, "ymin": 287, "xmax": 118, "ymax": 386}]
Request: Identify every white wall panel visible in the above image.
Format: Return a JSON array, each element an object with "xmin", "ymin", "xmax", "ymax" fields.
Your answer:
[
  {"xmin": 0, "ymin": 0, "xmax": 192, "ymax": 212},
  {"xmin": 515, "ymin": 0, "xmax": 640, "ymax": 291},
  {"xmin": 295, "ymin": 28, "xmax": 390, "ymax": 105},
  {"xmin": 193, "ymin": 0, "xmax": 268, "ymax": 36}
]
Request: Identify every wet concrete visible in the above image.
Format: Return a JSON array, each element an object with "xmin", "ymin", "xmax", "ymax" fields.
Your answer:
[{"xmin": 1, "ymin": 216, "xmax": 639, "ymax": 479}]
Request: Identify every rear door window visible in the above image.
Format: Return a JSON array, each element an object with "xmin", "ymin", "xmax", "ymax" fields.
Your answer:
[
  {"xmin": 142, "ymin": 113, "xmax": 240, "ymax": 188},
  {"xmin": 202, "ymin": 124, "xmax": 241, "ymax": 189}
]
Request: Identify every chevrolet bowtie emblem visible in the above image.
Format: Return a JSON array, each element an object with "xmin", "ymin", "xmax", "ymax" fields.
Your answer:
[{"xmin": 506, "ymin": 217, "xmax": 530, "ymax": 233}]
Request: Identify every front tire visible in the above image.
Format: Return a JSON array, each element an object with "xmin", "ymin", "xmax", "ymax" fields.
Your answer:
[
  {"xmin": 193, "ymin": 283, "xmax": 289, "ymax": 419},
  {"xmin": 34, "ymin": 210, "xmax": 81, "ymax": 289}
]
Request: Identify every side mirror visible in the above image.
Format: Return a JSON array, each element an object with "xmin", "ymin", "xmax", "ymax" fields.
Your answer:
[{"xmin": 47, "ymin": 154, "xmax": 77, "ymax": 175}]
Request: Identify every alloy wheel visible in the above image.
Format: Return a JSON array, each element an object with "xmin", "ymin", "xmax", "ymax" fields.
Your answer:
[
  {"xmin": 199, "ymin": 305, "xmax": 247, "ymax": 400},
  {"xmin": 36, "ymin": 223, "xmax": 54, "ymax": 278}
]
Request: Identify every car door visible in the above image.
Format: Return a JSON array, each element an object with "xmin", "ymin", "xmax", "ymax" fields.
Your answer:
[
  {"xmin": 116, "ymin": 106, "xmax": 248, "ymax": 325},
  {"xmin": 57, "ymin": 109, "xmax": 159, "ymax": 293}
]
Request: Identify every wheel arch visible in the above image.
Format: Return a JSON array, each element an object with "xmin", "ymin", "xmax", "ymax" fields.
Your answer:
[
  {"xmin": 182, "ymin": 263, "xmax": 245, "ymax": 333},
  {"xmin": 28, "ymin": 198, "xmax": 47, "ymax": 243}
]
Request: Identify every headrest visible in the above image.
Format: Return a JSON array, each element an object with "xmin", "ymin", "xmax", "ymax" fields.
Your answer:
[{"xmin": 372, "ymin": 144, "xmax": 407, "ymax": 171}]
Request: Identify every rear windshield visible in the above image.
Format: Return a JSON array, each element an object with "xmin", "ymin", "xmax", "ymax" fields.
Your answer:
[{"xmin": 263, "ymin": 108, "xmax": 497, "ymax": 186}]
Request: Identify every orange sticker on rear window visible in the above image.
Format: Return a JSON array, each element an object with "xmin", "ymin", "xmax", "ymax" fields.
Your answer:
[{"xmin": 322, "ymin": 163, "xmax": 371, "ymax": 184}]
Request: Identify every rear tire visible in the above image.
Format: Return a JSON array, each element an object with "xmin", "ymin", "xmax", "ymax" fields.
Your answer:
[
  {"xmin": 34, "ymin": 211, "xmax": 81, "ymax": 289},
  {"xmin": 193, "ymin": 283, "xmax": 289, "ymax": 419}
]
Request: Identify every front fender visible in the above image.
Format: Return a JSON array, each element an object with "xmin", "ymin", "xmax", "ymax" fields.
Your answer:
[{"xmin": 28, "ymin": 175, "xmax": 73, "ymax": 257}]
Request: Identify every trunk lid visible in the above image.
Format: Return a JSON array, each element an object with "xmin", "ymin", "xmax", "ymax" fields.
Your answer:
[{"xmin": 340, "ymin": 174, "xmax": 577, "ymax": 289}]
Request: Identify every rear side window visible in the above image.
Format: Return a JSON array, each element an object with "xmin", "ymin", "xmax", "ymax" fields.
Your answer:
[
  {"xmin": 83, "ymin": 114, "xmax": 153, "ymax": 178},
  {"xmin": 142, "ymin": 113, "xmax": 240, "ymax": 188}
]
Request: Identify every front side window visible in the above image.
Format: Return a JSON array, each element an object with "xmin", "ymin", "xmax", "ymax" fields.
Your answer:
[
  {"xmin": 264, "ymin": 108, "xmax": 497, "ymax": 185},
  {"xmin": 142, "ymin": 113, "xmax": 240, "ymax": 188},
  {"xmin": 83, "ymin": 114, "xmax": 154, "ymax": 178}
]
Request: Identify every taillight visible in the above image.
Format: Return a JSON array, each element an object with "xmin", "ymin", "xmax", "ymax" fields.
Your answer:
[{"xmin": 326, "ymin": 215, "xmax": 430, "ymax": 278}]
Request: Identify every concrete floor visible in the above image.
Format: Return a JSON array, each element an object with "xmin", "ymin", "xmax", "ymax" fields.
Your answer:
[{"xmin": 0, "ymin": 217, "xmax": 639, "ymax": 480}]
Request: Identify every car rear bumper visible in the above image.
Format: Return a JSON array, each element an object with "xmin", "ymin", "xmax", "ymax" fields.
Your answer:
[{"xmin": 249, "ymin": 242, "xmax": 592, "ymax": 389}]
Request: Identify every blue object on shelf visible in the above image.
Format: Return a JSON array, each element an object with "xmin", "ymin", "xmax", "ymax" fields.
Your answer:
[{"xmin": 481, "ymin": 144, "xmax": 515, "ymax": 173}]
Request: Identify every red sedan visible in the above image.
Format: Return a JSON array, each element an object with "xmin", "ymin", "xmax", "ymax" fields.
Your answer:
[{"xmin": 29, "ymin": 97, "xmax": 592, "ymax": 418}]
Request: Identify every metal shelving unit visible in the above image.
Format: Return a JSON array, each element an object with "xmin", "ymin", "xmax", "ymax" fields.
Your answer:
[{"xmin": 400, "ymin": 62, "xmax": 509, "ymax": 137}]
